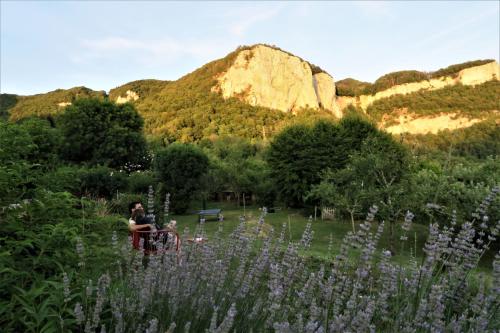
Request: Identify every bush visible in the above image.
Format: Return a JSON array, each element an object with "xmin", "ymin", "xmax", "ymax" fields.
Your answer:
[
  {"xmin": 109, "ymin": 192, "xmax": 147, "ymax": 216},
  {"xmin": 36, "ymin": 166, "xmax": 84, "ymax": 194},
  {"xmin": 127, "ymin": 171, "xmax": 157, "ymax": 194},
  {"xmin": 79, "ymin": 166, "xmax": 128, "ymax": 199},
  {"xmin": 18, "ymin": 117, "xmax": 63, "ymax": 167}
]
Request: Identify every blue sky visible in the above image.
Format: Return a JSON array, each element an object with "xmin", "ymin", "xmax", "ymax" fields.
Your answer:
[{"xmin": 1, "ymin": 1, "xmax": 498, "ymax": 95}]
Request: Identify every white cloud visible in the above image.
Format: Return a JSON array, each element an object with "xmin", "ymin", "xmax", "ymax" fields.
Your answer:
[{"xmin": 73, "ymin": 36, "xmax": 235, "ymax": 66}]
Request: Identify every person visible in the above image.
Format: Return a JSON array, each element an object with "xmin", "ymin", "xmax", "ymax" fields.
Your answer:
[{"xmin": 128, "ymin": 201, "xmax": 154, "ymax": 232}]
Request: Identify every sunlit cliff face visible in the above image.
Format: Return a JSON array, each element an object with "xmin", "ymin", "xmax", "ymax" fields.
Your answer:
[{"xmin": 212, "ymin": 45, "xmax": 341, "ymax": 117}]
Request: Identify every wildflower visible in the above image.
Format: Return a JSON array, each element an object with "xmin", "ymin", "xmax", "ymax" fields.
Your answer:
[
  {"xmin": 74, "ymin": 302, "xmax": 85, "ymax": 325},
  {"xmin": 62, "ymin": 272, "xmax": 70, "ymax": 302},
  {"xmin": 76, "ymin": 237, "xmax": 85, "ymax": 267},
  {"xmin": 426, "ymin": 203, "xmax": 441, "ymax": 210},
  {"xmin": 145, "ymin": 318, "xmax": 158, "ymax": 333},
  {"xmin": 147, "ymin": 185, "xmax": 155, "ymax": 216}
]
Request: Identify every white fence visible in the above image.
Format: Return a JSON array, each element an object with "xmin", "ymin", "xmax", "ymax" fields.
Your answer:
[{"xmin": 321, "ymin": 207, "xmax": 335, "ymax": 220}]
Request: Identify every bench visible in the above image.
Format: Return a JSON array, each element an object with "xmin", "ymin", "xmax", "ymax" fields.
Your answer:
[{"xmin": 194, "ymin": 208, "xmax": 223, "ymax": 222}]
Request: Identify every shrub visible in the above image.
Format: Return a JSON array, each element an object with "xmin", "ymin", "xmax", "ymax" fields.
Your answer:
[
  {"xmin": 36, "ymin": 166, "xmax": 84, "ymax": 194},
  {"xmin": 79, "ymin": 166, "xmax": 128, "ymax": 199},
  {"xmin": 127, "ymin": 171, "xmax": 157, "ymax": 194}
]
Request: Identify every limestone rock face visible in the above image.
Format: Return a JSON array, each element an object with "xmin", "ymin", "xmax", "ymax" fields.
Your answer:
[
  {"xmin": 116, "ymin": 90, "xmax": 139, "ymax": 104},
  {"xmin": 213, "ymin": 45, "xmax": 339, "ymax": 115},
  {"xmin": 458, "ymin": 61, "xmax": 499, "ymax": 85},
  {"xmin": 313, "ymin": 72, "xmax": 341, "ymax": 117},
  {"xmin": 338, "ymin": 61, "xmax": 500, "ymax": 111},
  {"xmin": 382, "ymin": 111, "xmax": 490, "ymax": 135}
]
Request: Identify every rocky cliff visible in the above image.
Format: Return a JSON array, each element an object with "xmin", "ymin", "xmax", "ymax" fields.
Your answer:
[
  {"xmin": 212, "ymin": 45, "xmax": 341, "ymax": 117},
  {"xmin": 338, "ymin": 61, "xmax": 500, "ymax": 111}
]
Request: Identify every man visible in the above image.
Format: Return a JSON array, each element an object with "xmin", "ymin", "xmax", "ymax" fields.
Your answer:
[{"xmin": 128, "ymin": 201, "xmax": 154, "ymax": 232}]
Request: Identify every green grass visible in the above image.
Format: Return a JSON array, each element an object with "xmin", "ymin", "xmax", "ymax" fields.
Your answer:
[
  {"xmin": 166, "ymin": 201, "xmax": 496, "ymax": 271},
  {"xmin": 168, "ymin": 202, "xmax": 426, "ymax": 262}
]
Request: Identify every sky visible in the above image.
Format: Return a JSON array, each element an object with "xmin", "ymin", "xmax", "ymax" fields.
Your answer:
[{"xmin": 1, "ymin": 1, "xmax": 499, "ymax": 95}]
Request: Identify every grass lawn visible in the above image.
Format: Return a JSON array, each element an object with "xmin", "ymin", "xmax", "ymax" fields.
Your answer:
[
  {"xmin": 166, "ymin": 201, "xmax": 496, "ymax": 271},
  {"xmin": 169, "ymin": 202, "xmax": 427, "ymax": 262}
]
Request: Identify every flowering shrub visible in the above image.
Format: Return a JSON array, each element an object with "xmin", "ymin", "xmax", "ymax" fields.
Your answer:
[{"xmin": 67, "ymin": 189, "xmax": 500, "ymax": 332}]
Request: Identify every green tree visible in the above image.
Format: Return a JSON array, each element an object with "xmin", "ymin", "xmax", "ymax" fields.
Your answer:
[
  {"xmin": 58, "ymin": 98, "xmax": 149, "ymax": 170},
  {"xmin": 308, "ymin": 131, "xmax": 411, "ymax": 251},
  {"xmin": 266, "ymin": 123, "xmax": 316, "ymax": 206},
  {"xmin": 307, "ymin": 168, "xmax": 367, "ymax": 233},
  {"xmin": 267, "ymin": 118, "xmax": 379, "ymax": 207},
  {"xmin": 0, "ymin": 122, "xmax": 38, "ymax": 206},
  {"xmin": 343, "ymin": 134, "xmax": 411, "ymax": 253},
  {"xmin": 154, "ymin": 143, "xmax": 209, "ymax": 213},
  {"xmin": 18, "ymin": 117, "xmax": 63, "ymax": 167}
]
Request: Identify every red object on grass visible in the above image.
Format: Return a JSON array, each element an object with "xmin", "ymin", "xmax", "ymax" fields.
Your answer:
[{"xmin": 131, "ymin": 229, "xmax": 180, "ymax": 255}]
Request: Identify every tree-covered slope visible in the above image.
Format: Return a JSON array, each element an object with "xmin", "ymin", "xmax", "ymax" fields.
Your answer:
[
  {"xmin": 0, "ymin": 93, "xmax": 18, "ymax": 119},
  {"xmin": 7, "ymin": 87, "xmax": 106, "ymax": 121},
  {"xmin": 336, "ymin": 59, "xmax": 496, "ymax": 96},
  {"xmin": 109, "ymin": 46, "xmax": 334, "ymax": 142},
  {"xmin": 366, "ymin": 80, "xmax": 500, "ymax": 121}
]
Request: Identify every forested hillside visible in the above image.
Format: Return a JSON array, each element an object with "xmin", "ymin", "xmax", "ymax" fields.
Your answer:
[
  {"xmin": 4, "ymin": 87, "xmax": 106, "ymax": 121},
  {"xmin": 367, "ymin": 80, "xmax": 500, "ymax": 121},
  {"xmin": 2, "ymin": 46, "xmax": 498, "ymax": 144},
  {"xmin": 336, "ymin": 59, "xmax": 496, "ymax": 96}
]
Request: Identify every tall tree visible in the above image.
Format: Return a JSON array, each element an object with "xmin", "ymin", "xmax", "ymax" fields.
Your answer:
[
  {"xmin": 155, "ymin": 143, "xmax": 209, "ymax": 214},
  {"xmin": 266, "ymin": 117, "xmax": 379, "ymax": 207},
  {"xmin": 58, "ymin": 98, "xmax": 149, "ymax": 171}
]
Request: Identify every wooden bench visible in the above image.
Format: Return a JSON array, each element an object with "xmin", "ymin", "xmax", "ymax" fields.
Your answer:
[{"xmin": 194, "ymin": 208, "xmax": 223, "ymax": 222}]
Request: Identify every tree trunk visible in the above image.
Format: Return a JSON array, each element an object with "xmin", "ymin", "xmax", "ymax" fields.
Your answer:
[{"xmin": 350, "ymin": 211, "xmax": 356, "ymax": 233}]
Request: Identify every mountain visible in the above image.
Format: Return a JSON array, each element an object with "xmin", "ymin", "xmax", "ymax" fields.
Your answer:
[{"xmin": 2, "ymin": 44, "xmax": 499, "ymax": 140}]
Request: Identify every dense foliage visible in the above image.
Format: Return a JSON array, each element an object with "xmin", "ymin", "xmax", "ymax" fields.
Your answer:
[
  {"xmin": 336, "ymin": 59, "xmax": 496, "ymax": 96},
  {"xmin": 335, "ymin": 78, "xmax": 372, "ymax": 97},
  {"xmin": 307, "ymin": 133, "xmax": 410, "ymax": 247},
  {"xmin": 58, "ymin": 98, "xmax": 149, "ymax": 170},
  {"xmin": 154, "ymin": 143, "xmax": 210, "ymax": 213},
  {"xmin": 201, "ymin": 136, "xmax": 274, "ymax": 206},
  {"xmin": 0, "ymin": 93, "xmax": 18, "ymax": 119},
  {"xmin": 266, "ymin": 117, "xmax": 391, "ymax": 207},
  {"xmin": 404, "ymin": 119, "xmax": 500, "ymax": 159},
  {"xmin": 7, "ymin": 87, "xmax": 106, "ymax": 121}
]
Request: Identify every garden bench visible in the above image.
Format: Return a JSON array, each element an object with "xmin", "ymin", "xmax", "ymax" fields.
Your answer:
[{"xmin": 194, "ymin": 208, "xmax": 223, "ymax": 222}]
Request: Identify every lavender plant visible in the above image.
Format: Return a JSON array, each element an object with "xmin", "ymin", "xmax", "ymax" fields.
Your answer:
[{"xmin": 70, "ymin": 189, "xmax": 500, "ymax": 332}]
